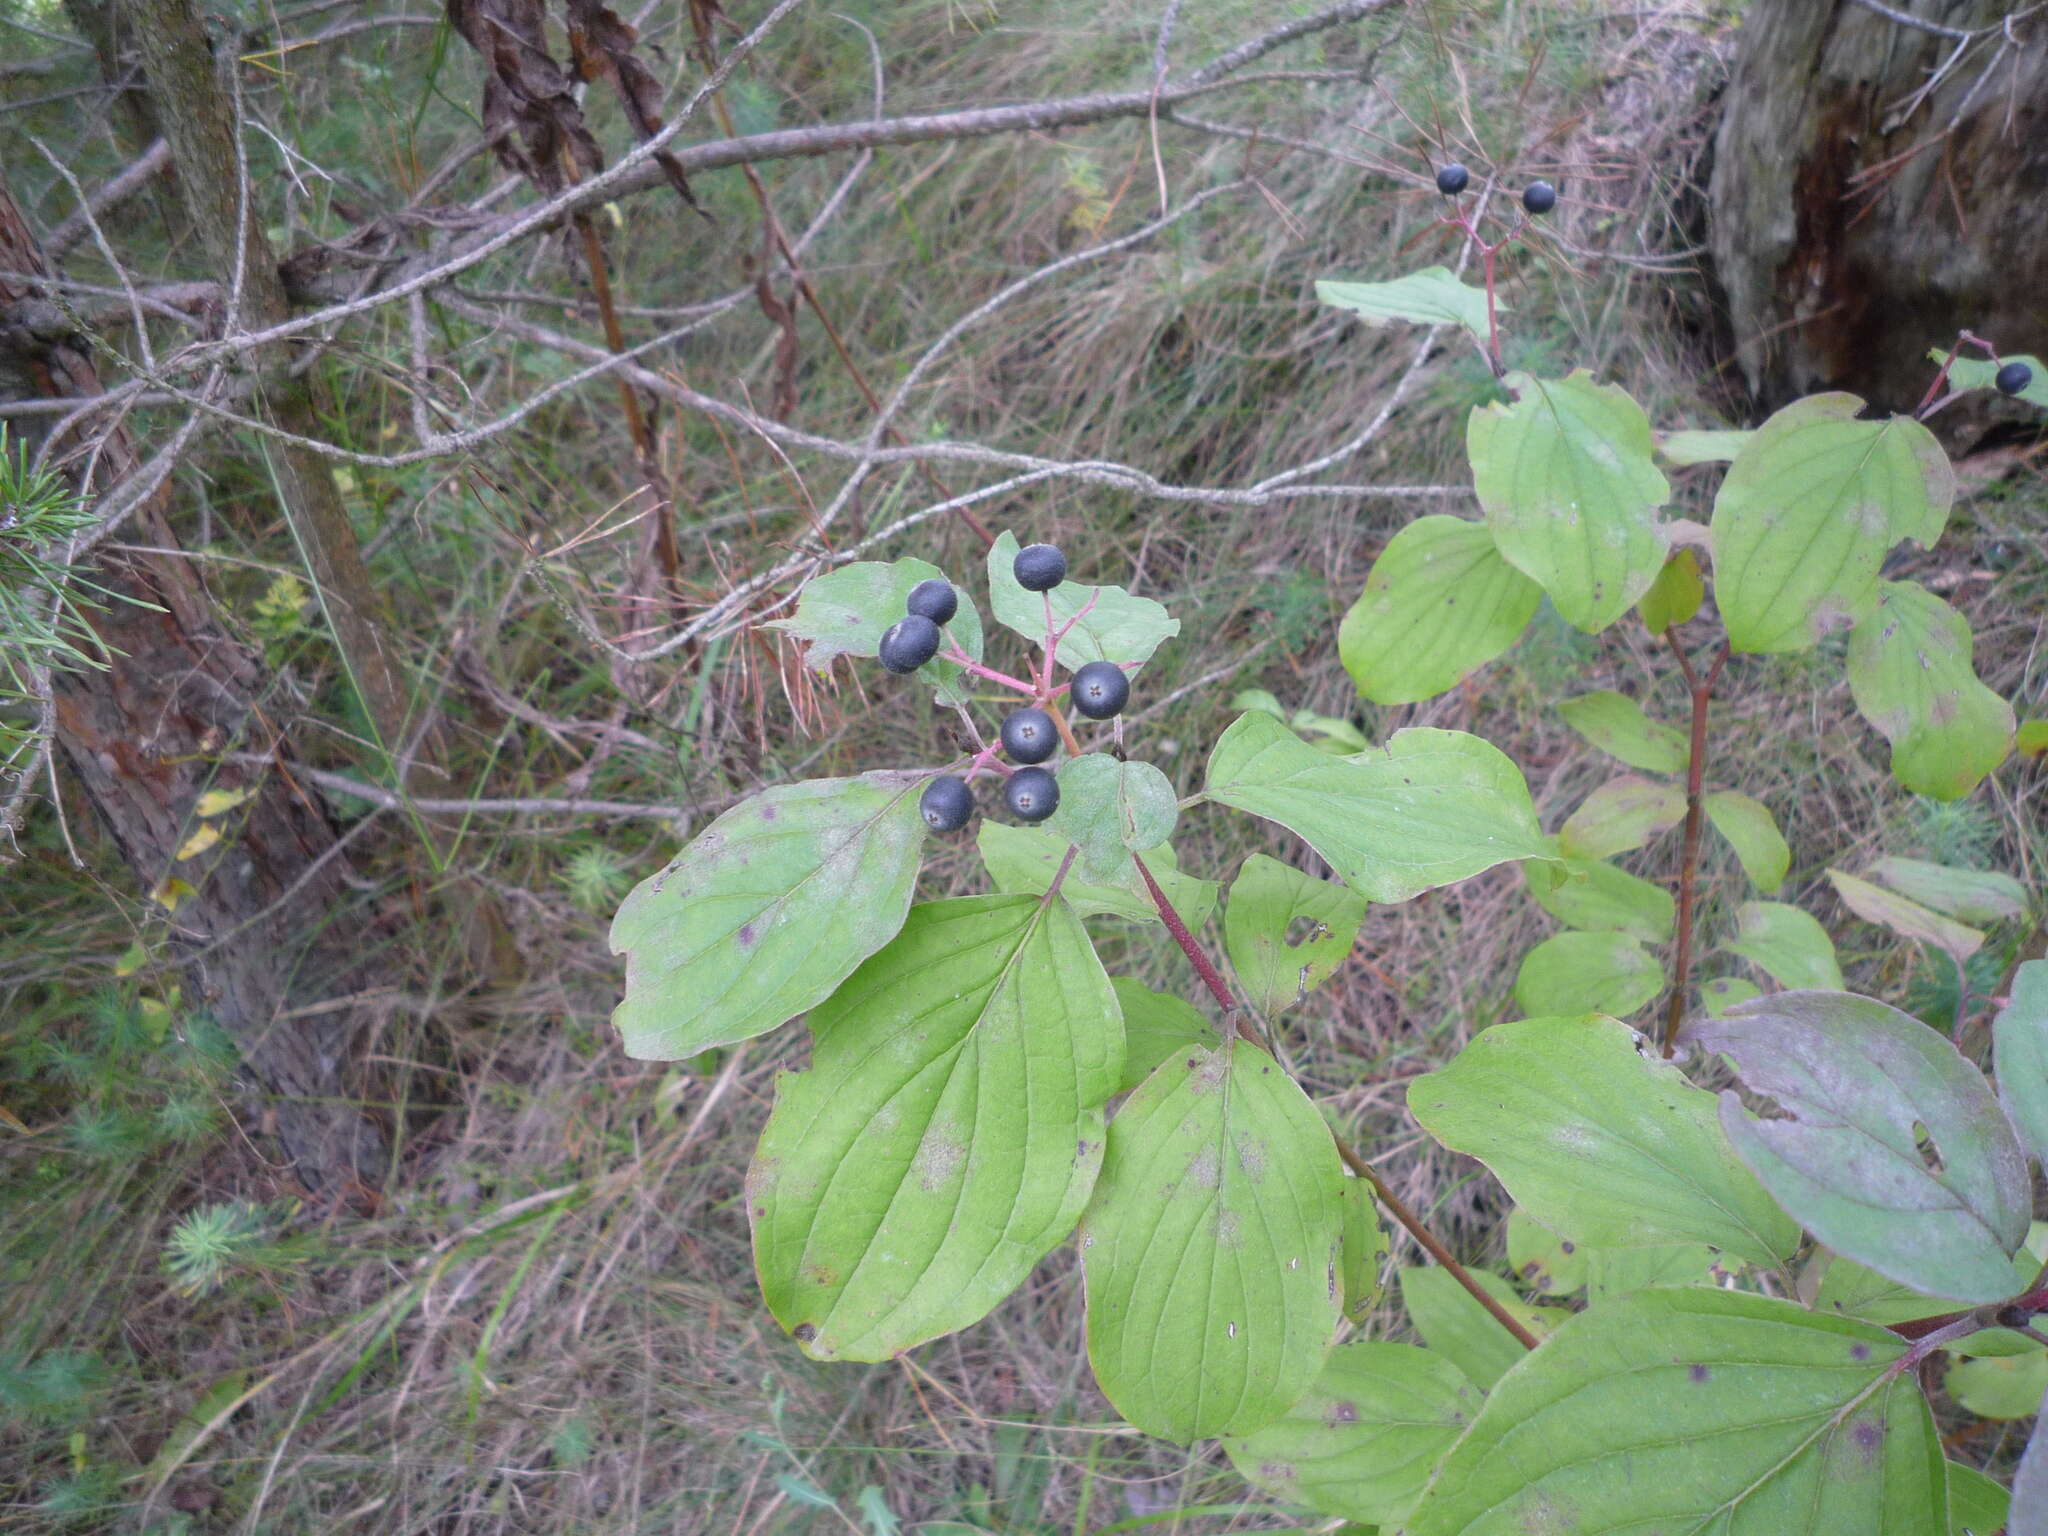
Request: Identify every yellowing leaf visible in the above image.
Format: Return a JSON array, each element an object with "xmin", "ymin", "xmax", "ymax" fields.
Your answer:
[
  {"xmin": 151, "ymin": 876, "xmax": 197, "ymax": 913},
  {"xmin": 176, "ymin": 825, "xmax": 223, "ymax": 861},
  {"xmin": 194, "ymin": 787, "xmax": 255, "ymax": 818}
]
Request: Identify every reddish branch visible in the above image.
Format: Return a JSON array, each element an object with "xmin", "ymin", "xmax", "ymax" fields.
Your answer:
[
  {"xmin": 1660, "ymin": 633, "xmax": 1731, "ymax": 1058},
  {"xmin": 1129, "ymin": 852, "xmax": 1541, "ymax": 1352}
]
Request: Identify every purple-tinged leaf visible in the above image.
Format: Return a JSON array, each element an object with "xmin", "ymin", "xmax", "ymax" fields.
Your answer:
[{"xmin": 1683, "ymin": 991, "xmax": 2029, "ymax": 1303}]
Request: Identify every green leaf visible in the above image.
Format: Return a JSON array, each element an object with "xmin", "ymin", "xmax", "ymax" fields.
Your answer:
[
  {"xmin": 1948, "ymin": 1351, "xmax": 2048, "ymax": 1420},
  {"xmin": 985, "ymin": 532, "xmax": 1177, "ymax": 670},
  {"xmin": 1702, "ymin": 975, "xmax": 1762, "ymax": 1015},
  {"xmin": 1506, "ymin": 1207, "xmax": 1590, "ymax": 1296},
  {"xmin": 1081, "ymin": 1040, "xmax": 1346, "ymax": 1443},
  {"xmin": 1867, "ymin": 857, "xmax": 2028, "ymax": 925},
  {"xmin": 1047, "ymin": 755, "xmax": 1176, "ymax": 881},
  {"xmin": 1222, "ymin": 1342, "xmax": 1480, "ymax": 1525},
  {"xmin": 854, "ymin": 1485, "xmax": 901, "ymax": 1536},
  {"xmin": 2021, "ymin": 718, "xmax": 2048, "ymax": 759},
  {"xmin": 1315, "ymin": 266, "xmax": 1497, "ymax": 346},
  {"xmin": 1111, "ymin": 979, "xmax": 1217, "ymax": 1094},
  {"xmin": 1521, "ymin": 857, "xmax": 1673, "ymax": 943},
  {"xmin": 1557, "ymin": 690, "xmax": 1688, "ymax": 773},
  {"xmin": 1726, "ymin": 900, "xmax": 1844, "ymax": 991},
  {"xmin": 765, "ymin": 558, "xmax": 986, "ymax": 706},
  {"xmin": 1290, "ymin": 708, "xmax": 1370, "ymax": 753},
  {"xmin": 1828, "ymin": 868, "xmax": 1984, "ymax": 969},
  {"xmin": 1408, "ymin": 1015, "xmax": 1801, "ymax": 1267},
  {"xmin": 1948, "ymin": 1461, "xmax": 2011, "ymax": 1536},
  {"xmin": 1930, "ymin": 347, "xmax": 2048, "ymax": 408},
  {"xmin": 1639, "ymin": 547, "xmax": 1704, "ymax": 635},
  {"xmin": 1995, "ymin": 961, "xmax": 2048, "ymax": 1169},
  {"xmin": 1201, "ymin": 713, "xmax": 1550, "ymax": 904},
  {"xmin": 1704, "ymin": 789, "xmax": 1791, "ymax": 894},
  {"xmin": 1848, "ymin": 581, "xmax": 2014, "ymax": 800},
  {"xmin": 1398, "ymin": 1267, "xmax": 1561, "ymax": 1391},
  {"xmin": 1584, "ymin": 1243, "xmax": 1722, "ymax": 1301},
  {"xmin": 1557, "ymin": 774, "xmax": 1685, "ymax": 860},
  {"xmin": 1338, "ymin": 1178, "xmax": 1389, "ymax": 1323},
  {"xmin": 1513, "ymin": 931, "xmax": 1663, "ymax": 1017},
  {"xmin": 977, "ymin": 823, "xmax": 1218, "ymax": 930},
  {"xmin": 1656, "ymin": 427, "xmax": 1754, "ymax": 465},
  {"xmin": 611, "ymin": 774, "xmax": 927, "ymax": 1059},
  {"xmin": 1337, "ymin": 516, "xmax": 1540, "ymax": 704},
  {"xmin": 1404, "ymin": 1288, "xmax": 1943, "ymax": 1536},
  {"xmin": 1468, "ymin": 371, "xmax": 1671, "ymax": 632},
  {"xmin": 1683, "ymin": 991, "xmax": 2031, "ymax": 1304},
  {"xmin": 1223, "ymin": 854, "xmax": 1368, "ymax": 1016},
  {"xmin": 1809, "ymin": 1250, "xmax": 1951, "ymax": 1327},
  {"xmin": 750, "ymin": 895, "xmax": 1121, "ymax": 1360},
  {"xmin": 1712, "ymin": 395, "xmax": 1954, "ymax": 653}
]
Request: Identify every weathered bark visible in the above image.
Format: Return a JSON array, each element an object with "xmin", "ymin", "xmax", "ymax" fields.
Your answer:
[
  {"xmin": 1, "ymin": 179, "xmax": 388, "ymax": 1199},
  {"xmin": 1710, "ymin": 0, "xmax": 2048, "ymax": 422},
  {"xmin": 123, "ymin": 0, "xmax": 422, "ymax": 769}
]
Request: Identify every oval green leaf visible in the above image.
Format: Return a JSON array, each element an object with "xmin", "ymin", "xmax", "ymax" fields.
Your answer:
[
  {"xmin": 1081, "ymin": 1040, "xmax": 1346, "ymax": 1443},
  {"xmin": 1712, "ymin": 394, "xmax": 1954, "ymax": 654},
  {"xmin": 1223, "ymin": 853, "xmax": 1368, "ymax": 1017},
  {"xmin": 1867, "ymin": 857, "xmax": 2028, "ymax": 926},
  {"xmin": 1949, "ymin": 1461, "xmax": 2011, "ymax": 1536},
  {"xmin": 986, "ymin": 531, "xmax": 1177, "ymax": 669},
  {"xmin": 1111, "ymin": 978, "xmax": 1217, "ymax": 1094},
  {"xmin": 1398, "ymin": 1267, "xmax": 1562, "ymax": 1391},
  {"xmin": 1702, "ymin": 975, "xmax": 1762, "ymax": 1015},
  {"xmin": 977, "ymin": 822, "xmax": 1218, "ymax": 930},
  {"xmin": 1221, "ymin": 1341, "xmax": 1481, "ymax": 1525},
  {"xmin": 1995, "ymin": 961, "xmax": 2048, "ymax": 1169},
  {"xmin": 1828, "ymin": 868, "xmax": 1984, "ymax": 969},
  {"xmin": 1557, "ymin": 690, "xmax": 1688, "ymax": 773},
  {"xmin": 1337, "ymin": 516, "xmax": 1541, "ymax": 703},
  {"xmin": 749, "ymin": 894, "xmax": 1122, "ymax": 1360},
  {"xmin": 1683, "ymin": 991, "xmax": 2031, "ymax": 1303},
  {"xmin": 765, "ymin": 557, "xmax": 987, "ymax": 706},
  {"xmin": 1522, "ymin": 856, "xmax": 1674, "ymax": 943},
  {"xmin": 1338, "ymin": 1177, "xmax": 1389, "ymax": 1323},
  {"xmin": 1468, "ymin": 371, "xmax": 1671, "ymax": 633},
  {"xmin": 1639, "ymin": 547, "xmax": 1704, "ymax": 635},
  {"xmin": 1407, "ymin": 1015, "xmax": 1801, "ymax": 1267},
  {"xmin": 1726, "ymin": 900, "xmax": 1844, "ymax": 991},
  {"xmin": 1948, "ymin": 1351, "xmax": 2048, "ymax": 1420},
  {"xmin": 1557, "ymin": 774, "xmax": 1685, "ymax": 860},
  {"xmin": 1506, "ymin": 1207, "xmax": 1591, "ymax": 1296},
  {"xmin": 1404, "ymin": 1288, "xmax": 1943, "ymax": 1536},
  {"xmin": 1513, "ymin": 931, "xmax": 1663, "ymax": 1018},
  {"xmin": 610, "ymin": 773, "xmax": 927, "ymax": 1059},
  {"xmin": 1049, "ymin": 755, "xmax": 1176, "ymax": 880},
  {"xmin": 1704, "ymin": 789, "xmax": 1791, "ymax": 894},
  {"xmin": 1848, "ymin": 581, "xmax": 2014, "ymax": 800},
  {"xmin": 1316, "ymin": 266, "xmax": 1497, "ymax": 346},
  {"xmin": 1930, "ymin": 346, "xmax": 2048, "ymax": 409},
  {"xmin": 1201, "ymin": 712, "xmax": 1551, "ymax": 904}
]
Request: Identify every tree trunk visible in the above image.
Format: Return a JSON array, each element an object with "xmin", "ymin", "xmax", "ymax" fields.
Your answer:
[
  {"xmin": 1709, "ymin": 0, "xmax": 2048, "ymax": 422},
  {"xmin": 123, "ymin": 0, "xmax": 424, "ymax": 772},
  {"xmin": 0, "ymin": 180, "xmax": 389, "ymax": 1200}
]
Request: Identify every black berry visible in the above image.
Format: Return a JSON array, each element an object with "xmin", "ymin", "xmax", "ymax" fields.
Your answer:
[
  {"xmin": 878, "ymin": 614, "xmax": 941, "ymax": 674},
  {"xmin": 1436, "ymin": 162, "xmax": 1469, "ymax": 196},
  {"xmin": 1000, "ymin": 707, "xmax": 1059, "ymax": 765},
  {"xmin": 1069, "ymin": 660, "xmax": 1130, "ymax": 721},
  {"xmin": 1995, "ymin": 360, "xmax": 2033, "ymax": 397},
  {"xmin": 919, "ymin": 775, "xmax": 974, "ymax": 832},
  {"xmin": 1005, "ymin": 766, "xmax": 1059, "ymax": 823},
  {"xmin": 1013, "ymin": 543, "xmax": 1067, "ymax": 592},
  {"xmin": 1521, "ymin": 181, "xmax": 1557, "ymax": 215},
  {"xmin": 905, "ymin": 578, "xmax": 958, "ymax": 625}
]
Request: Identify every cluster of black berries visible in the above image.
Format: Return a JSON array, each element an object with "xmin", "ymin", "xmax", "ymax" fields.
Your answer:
[
  {"xmin": 1434, "ymin": 162, "xmax": 1557, "ymax": 216},
  {"xmin": 888, "ymin": 542, "xmax": 1134, "ymax": 837}
]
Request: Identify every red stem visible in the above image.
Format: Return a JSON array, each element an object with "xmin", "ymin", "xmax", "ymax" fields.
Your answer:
[
  {"xmin": 1127, "ymin": 851, "xmax": 1540, "ymax": 1352},
  {"xmin": 940, "ymin": 645, "xmax": 1039, "ymax": 696},
  {"xmin": 1660, "ymin": 634, "xmax": 1729, "ymax": 1058}
]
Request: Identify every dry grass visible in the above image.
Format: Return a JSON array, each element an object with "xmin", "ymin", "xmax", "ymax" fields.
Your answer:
[{"xmin": 3, "ymin": 0, "xmax": 2045, "ymax": 1530}]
